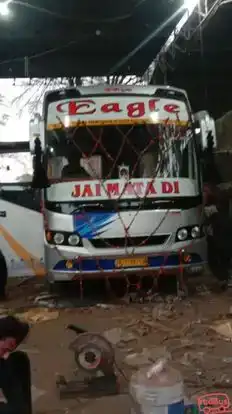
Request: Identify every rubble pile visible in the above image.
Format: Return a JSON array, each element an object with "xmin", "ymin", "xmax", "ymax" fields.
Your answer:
[
  {"xmin": 5, "ymin": 280, "xmax": 232, "ymax": 413},
  {"xmin": 102, "ymin": 291, "xmax": 232, "ymax": 400}
]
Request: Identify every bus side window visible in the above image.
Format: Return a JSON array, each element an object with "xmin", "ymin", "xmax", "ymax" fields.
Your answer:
[{"xmin": 0, "ymin": 188, "xmax": 41, "ymax": 212}]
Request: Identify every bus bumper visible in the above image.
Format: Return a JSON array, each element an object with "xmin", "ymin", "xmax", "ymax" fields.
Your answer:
[{"xmin": 46, "ymin": 238, "xmax": 207, "ymax": 283}]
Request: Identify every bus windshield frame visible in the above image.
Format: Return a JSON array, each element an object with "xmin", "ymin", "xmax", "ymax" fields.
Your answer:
[{"xmin": 45, "ymin": 122, "xmax": 199, "ymax": 184}]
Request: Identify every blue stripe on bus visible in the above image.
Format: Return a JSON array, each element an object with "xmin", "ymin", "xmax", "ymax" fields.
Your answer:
[
  {"xmin": 73, "ymin": 212, "xmax": 117, "ymax": 239},
  {"xmin": 53, "ymin": 254, "xmax": 203, "ymax": 272}
]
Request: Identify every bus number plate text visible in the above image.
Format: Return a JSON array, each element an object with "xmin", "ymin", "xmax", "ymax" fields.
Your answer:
[{"xmin": 115, "ymin": 257, "xmax": 148, "ymax": 268}]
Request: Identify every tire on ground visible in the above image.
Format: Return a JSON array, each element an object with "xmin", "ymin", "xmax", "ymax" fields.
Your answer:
[{"xmin": 0, "ymin": 251, "xmax": 8, "ymax": 294}]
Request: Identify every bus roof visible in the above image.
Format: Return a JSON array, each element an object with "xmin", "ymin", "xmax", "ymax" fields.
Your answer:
[{"xmin": 44, "ymin": 84, "xmax": 189, "ymax": 101}]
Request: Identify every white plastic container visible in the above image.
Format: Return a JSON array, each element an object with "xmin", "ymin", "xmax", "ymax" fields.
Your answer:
[{"xmin": 130, "ymin": 358, "xmax": 184, "ymax": 414}]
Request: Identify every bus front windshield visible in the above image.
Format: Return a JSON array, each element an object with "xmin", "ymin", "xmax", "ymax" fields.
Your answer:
[{"xmin": 46, "ymin": 123, "xmax": 198, "ymax": 182}]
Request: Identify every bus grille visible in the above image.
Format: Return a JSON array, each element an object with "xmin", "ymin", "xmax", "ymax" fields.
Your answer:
[{"xmin": 90, "ymin": 235, "xmax": 169, "ymax": 248}]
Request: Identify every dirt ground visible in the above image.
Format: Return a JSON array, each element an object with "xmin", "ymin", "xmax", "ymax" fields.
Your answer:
[{"xmin": 4, "ymin": 276, "xmax": 232, "ymax": 414}]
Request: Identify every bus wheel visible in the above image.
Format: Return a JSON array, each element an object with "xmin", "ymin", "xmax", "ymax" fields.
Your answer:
[
  {"xmin": 207, "ymin": 237, "xmax": 230, "ymax": 284},
  {"xmin": 0, "ymin": 252, "xmax": 8, "ymax": 299},
  {"xmin": 46, "ymin": 280, "xmax": 67, "ymax": 295},
  {"xmin": 46, "ymin": 281, "xmax": 58, "ymax": 294}
]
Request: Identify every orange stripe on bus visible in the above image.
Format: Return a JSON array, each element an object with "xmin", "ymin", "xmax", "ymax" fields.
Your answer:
[{"xmin": 0, "ymin": 225, "xmax": 46, "ymax": 277}]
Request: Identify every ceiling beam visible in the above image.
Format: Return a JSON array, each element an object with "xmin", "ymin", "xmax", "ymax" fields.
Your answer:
[{"xmin": 145, "ymin": 0, "xmax": 223, "ymax": 84}]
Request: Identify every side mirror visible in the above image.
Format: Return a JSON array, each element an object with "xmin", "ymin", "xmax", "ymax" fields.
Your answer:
[
  {"xmin": 194, "ymin": 110, "xmax": 217, "ymax": 150},
  {"xmin": 194, "ymin": 112, "xmax": 221, "ymax": 185},
  {"xmin": 29, "ymin": 113, "xmax": 45, "ymax": 153},
  {"xmin": 29, "ymin": 114, "xmax": 49, "ymax": 189},
  {"xmin": 193, "ymin": 120, "xmax": 202, "ymax": 152},
  {"xmin": 31, "ymin": 138, "xmax": 49, "ymax": 189}
]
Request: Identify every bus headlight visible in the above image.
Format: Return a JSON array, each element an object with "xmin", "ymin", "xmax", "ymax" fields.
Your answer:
[
  {"xmin": 177, "ymin": 228, "xmax": 188, "ymax": 241},
  {"xmin": 53, "ymin": 232, "xmax": 65, "ymax": 245},
  {"xmin": 191, "ymin": 226, "xmax": 200, "ymax": 239},
  {"xmin": 68, "ymin": 234, "xmax": 80, "ymax": 246}
]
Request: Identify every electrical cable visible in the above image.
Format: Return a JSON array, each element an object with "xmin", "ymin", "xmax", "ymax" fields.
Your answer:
[
  {"xmin": 11, "ymin": 0, "xmax": 141, "ymax": 23},
  {"xmin": 0, "ymin": 35, "xmax": 94, "ymax": 67},
  {"xmin": 0, "ymin": 0, "xmax": 162, "ymax": 77},
  {"xmin": 50, "ymin": 115, "xmax": 189, "ymax": 282},
  {"xmin": 108, "ymin": 6, "xmax": 184, "ymax": 75}
]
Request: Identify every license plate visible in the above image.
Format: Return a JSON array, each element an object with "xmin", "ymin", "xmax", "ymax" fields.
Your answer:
[{"xmin": 115, "ymin": 257, "xmax": 148, "ymax": 268}]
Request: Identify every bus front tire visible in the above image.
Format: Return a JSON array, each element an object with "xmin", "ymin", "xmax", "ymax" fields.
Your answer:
[
  {"xmin": 46, "ymin": 280, "xmax": 57, "ymax": 294},
  {"xmin": 46, "ymin": 280, "xmax": 66, "ymax": 295},
  {"xmin": 0, "ymin": 252, "xmax": 8, "ymax": 299}
]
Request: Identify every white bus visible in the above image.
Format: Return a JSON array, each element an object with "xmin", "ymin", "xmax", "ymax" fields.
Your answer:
[
  {"xmin": 28, "ymin": 84, "xmax": 216, "ymax": 290},
  {"xmin": 1, "ymin": 85, "xmax": 217, "ymax": 292},
  {"xmin": 0, "ymin": 145, "xmax": 45, "ymax": 280}
]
